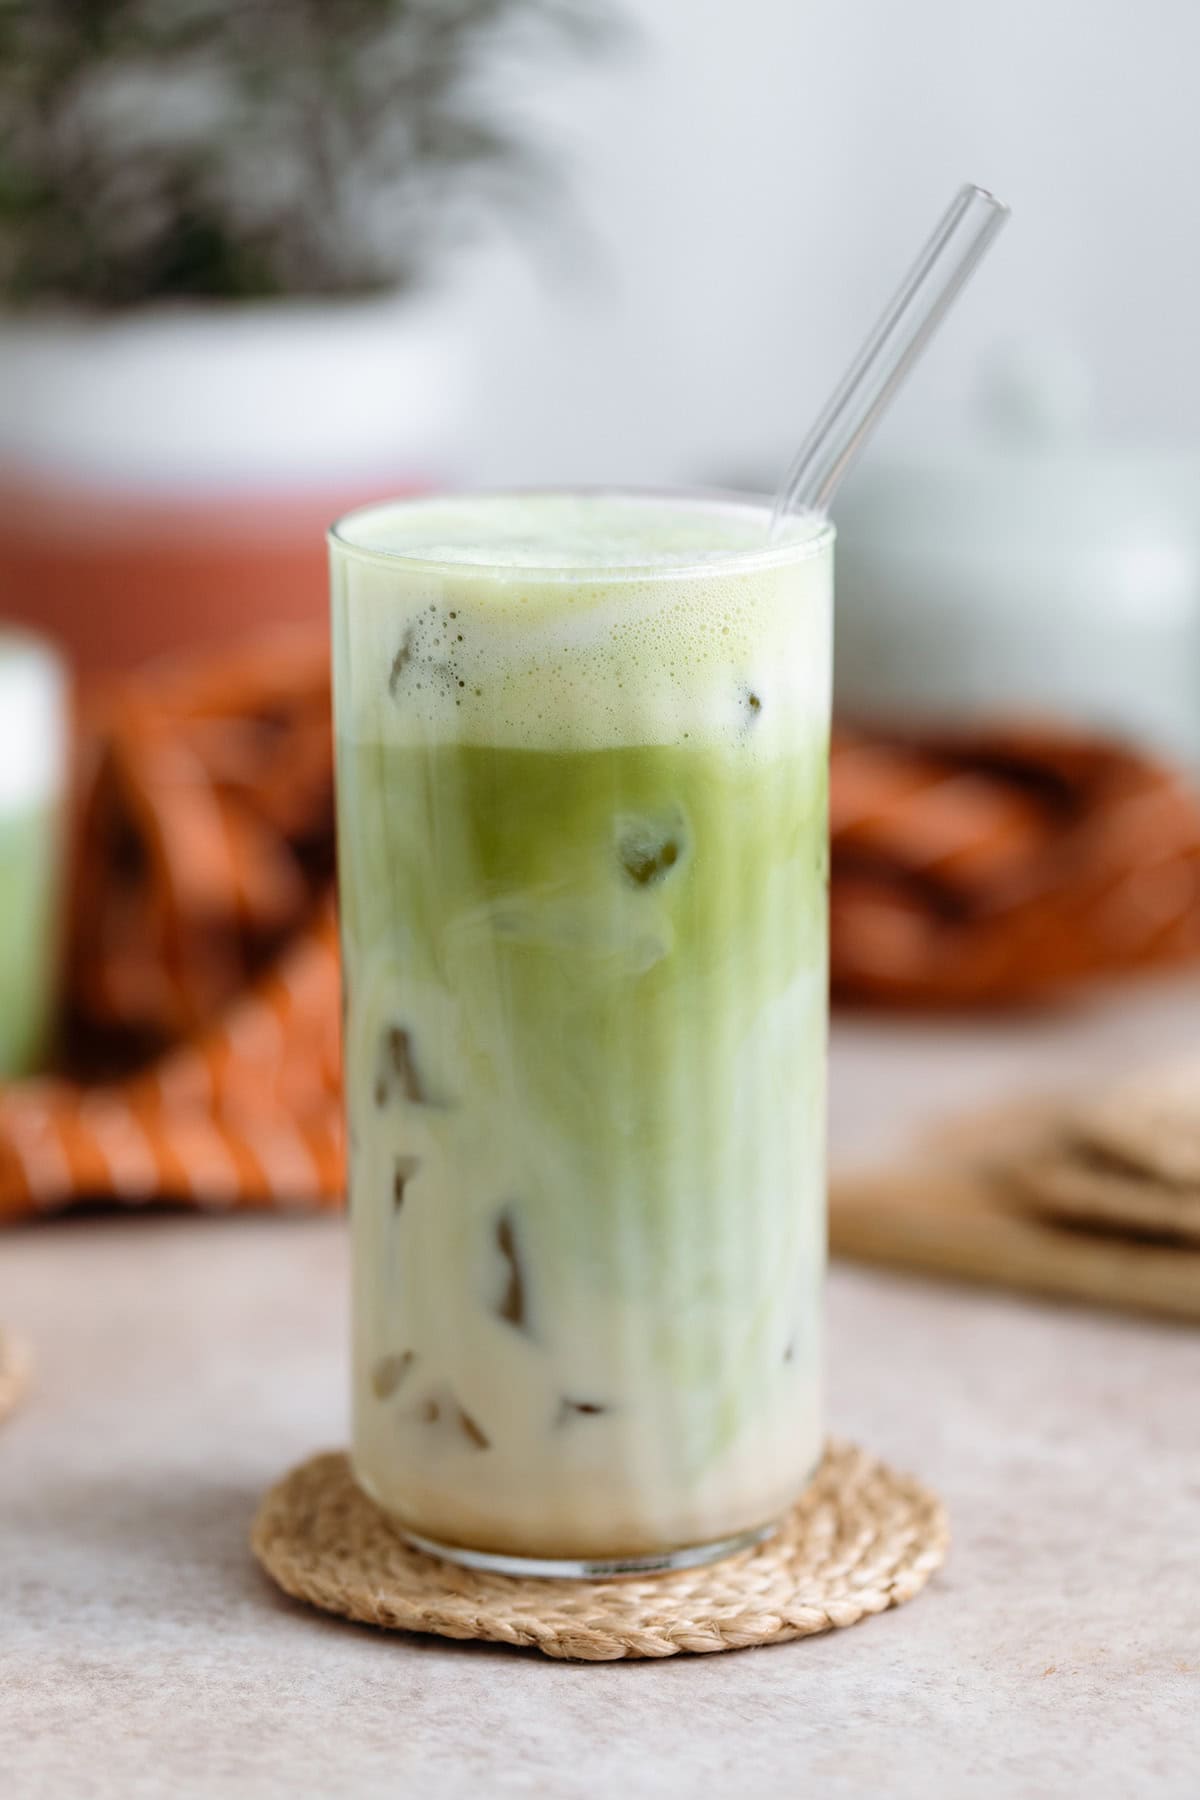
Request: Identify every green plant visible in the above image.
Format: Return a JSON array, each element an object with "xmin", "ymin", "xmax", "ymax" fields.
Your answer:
[{"xmin": 0, "ymin": 0, "xmax": 614, "ymax": 308}]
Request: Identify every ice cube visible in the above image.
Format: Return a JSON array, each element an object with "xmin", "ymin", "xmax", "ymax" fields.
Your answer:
[
  {"xmin": 371, "ymin": 1351, "xmax": 415, "ymax": 1400},
  {"xmin": 393, "ymin": 1154, "xmax": 420, "ymax": 1211},
  {"xmin": 555, "ymin": 1397, "xmax": 610, "ymax": 1427},
  {"xmin": 616, "ymin": 807, "xmax": 689, "ymax": 889},
  {"xmin": 404, "ymin": 1383, "xmax": 491, "ymax": 1451},
  {"xmin": 374, "ymin": 1025, "xmax": 445, "ymax": 1108},
  {"xmin": 492, "ymin": 1207, "xmax": 530, "ymax": 1333}
]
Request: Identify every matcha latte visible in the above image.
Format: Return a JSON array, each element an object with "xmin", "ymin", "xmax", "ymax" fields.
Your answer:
[
  {"xmin": 331, "ymin": 491, "xmax": 833, "ymax": 1573},
  {"xmin": 0, "ymin": 632, "xmax": 67, "ymax": 1079}
]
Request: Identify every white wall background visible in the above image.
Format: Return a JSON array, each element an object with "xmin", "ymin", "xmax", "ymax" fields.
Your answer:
[{"xmin": 455, "ymin": 0, "xmax": 1200, "ymax": 490}]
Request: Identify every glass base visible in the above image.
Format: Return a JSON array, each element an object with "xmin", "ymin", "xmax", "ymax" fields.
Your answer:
[{"xmin": 398, "ymin": 1518, "xmax": 781, "ymax": 1580}]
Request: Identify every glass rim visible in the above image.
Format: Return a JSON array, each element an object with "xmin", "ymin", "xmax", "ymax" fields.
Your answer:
[{"xmin": 328, "ymin": 485, "xmax": 835, "ymax": 582}]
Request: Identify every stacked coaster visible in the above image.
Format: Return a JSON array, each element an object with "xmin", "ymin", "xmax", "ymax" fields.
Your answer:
[
  {"xmin": 1003, "ymin": 1060, "xmax": 1200, "ymax": 1244},
  {"xmin": 832, "ymin": 1055, "xmax": 1200, "ymax": 1320}
]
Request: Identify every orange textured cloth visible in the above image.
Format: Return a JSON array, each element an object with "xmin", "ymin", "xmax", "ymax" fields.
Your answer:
[
  {"xmin": 2, "ymin": 631, "xmax": 1200, "ymax": 1221},
  {"xmin": 830, "ymin": 722, "xmax": 1200, "ymax": 1005},
  {"xmin": 0, "ymin": 631, "xmax": 342, "ymax": 1220}
]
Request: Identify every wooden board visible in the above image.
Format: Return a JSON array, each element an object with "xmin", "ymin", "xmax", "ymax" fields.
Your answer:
[{"xmin": 831, "ymin": 1160, "xmax": 1200, "ymax": 1323}]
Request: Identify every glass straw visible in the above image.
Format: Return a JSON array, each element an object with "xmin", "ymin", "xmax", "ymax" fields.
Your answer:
[{"xmin": 771, "ymin": 183, "xmax": 1009, "ymax": 534}]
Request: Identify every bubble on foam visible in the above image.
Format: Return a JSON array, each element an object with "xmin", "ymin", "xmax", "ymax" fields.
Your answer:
[{"xmin": 331, "ymin": 494, "xmax": 833, "ymax": 756}]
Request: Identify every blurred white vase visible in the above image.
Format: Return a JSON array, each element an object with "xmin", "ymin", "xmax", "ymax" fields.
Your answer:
[
  {"xmin": 834, "ymin": 343, "xmax": 1200, "ymax": 768},
  {"xmin": 0, "ymin": 293, "xmax": 473, "ymax": 673},
  {"xmin": 0, "ymin": 292, "xmax": 470, "ymax": 491}
]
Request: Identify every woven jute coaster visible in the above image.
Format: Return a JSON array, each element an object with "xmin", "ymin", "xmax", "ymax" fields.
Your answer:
[
  {"xmin": 0, "ymin": 1328, "xmax": 30, "ymax": 1423},
  {"xmin": 251, "ymin": 1442, "xmax": 947, "ymax": 1661}
]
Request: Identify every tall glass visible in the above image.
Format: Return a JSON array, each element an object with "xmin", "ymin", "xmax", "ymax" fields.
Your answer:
[
  {"xmin": 331, "ymin": 490, "xmax": 833, "ymax": 1576},
  {"xmin": 0, "ymin": 630, "xmax": 67, "ymax": 1078}
]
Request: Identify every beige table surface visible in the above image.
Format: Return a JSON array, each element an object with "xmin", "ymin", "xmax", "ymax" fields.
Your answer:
[{"xmin": 5, "ymin": 975, "xmax": 1200, "ymax": 1799}]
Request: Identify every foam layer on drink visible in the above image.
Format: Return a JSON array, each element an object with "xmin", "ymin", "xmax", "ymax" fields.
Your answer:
[{"xmin": 331, "ymin": 492, "xmax": 832, "ymax": 755}]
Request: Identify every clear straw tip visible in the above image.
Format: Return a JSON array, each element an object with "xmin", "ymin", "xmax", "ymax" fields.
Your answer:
[{"xmin": 771, "ymin": 182, "xmax": 1009, "ymax": 535}]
